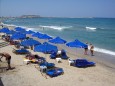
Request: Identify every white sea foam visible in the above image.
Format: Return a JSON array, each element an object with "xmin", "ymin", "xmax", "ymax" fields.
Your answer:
[
  {"xmin": 88, "ymin": 45, "xmax": 115, "ymax": 56},
  {"xmin": 86, "ymin": 26, "xmax": 104, "ymax": 31},
  {"xmin": 16, "ymin": 26, "xmax": 27, "ymax": 29},
  {"xmin": 39, "ymin": 25, "xmax": 72, "ymax": 31},
  {"xmin": 15, "ymin": 25, "xmax": 35, "ymax": 31},
  {"xmin": 86, "ymin": 26, "xmax": 97, "ymax": 31},
  {"xmin": 94, "ymin": 47, "xmax": 115, "ymax": 56},
  {"xmin": 3, "ymin": 23, "xmax": 16, "ymax": 27},
  {"xmin": 24, "ymin": 27, "xmax": 34, "ymax": 31},
  {"xmin": 3, "ymin": 24, "xmax": 35, "ymax": 31}
]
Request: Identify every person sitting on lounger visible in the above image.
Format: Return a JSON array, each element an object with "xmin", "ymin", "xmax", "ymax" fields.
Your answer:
[
  {"xmin": 25, "ymin": 53, "xmax": 35, "ymax": 60},
  {"xmin": 0, "ymin": 52, "xmax": 12, "ymax": 70}
]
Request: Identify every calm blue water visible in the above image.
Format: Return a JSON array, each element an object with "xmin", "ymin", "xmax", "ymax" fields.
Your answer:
[{"xmin": 2, "ymin": 17, "xmax": 115, "ymax": 55}]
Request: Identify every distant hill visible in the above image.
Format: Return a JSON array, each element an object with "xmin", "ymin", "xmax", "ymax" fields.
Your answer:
[{"xmin": 20, "ymin": 15, "xmax": 41, "ymax": 18}]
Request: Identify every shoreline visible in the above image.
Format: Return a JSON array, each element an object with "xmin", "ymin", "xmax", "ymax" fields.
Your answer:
[{"xmin": 1, "ymin": 22, "xmax": 115, "ymax": 55}]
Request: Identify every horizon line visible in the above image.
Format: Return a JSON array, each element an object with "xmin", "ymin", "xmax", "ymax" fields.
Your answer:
[{"xmin": 0, "ymin": 15, "xmax": 115, "ymax": 18}]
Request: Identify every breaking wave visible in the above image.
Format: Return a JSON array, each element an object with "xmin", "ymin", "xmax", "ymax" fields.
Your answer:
[
  {"xmin": 86, "ymin": 26, "xmax": 97, "ymax": 31},
  {"xmin": 86, "ymin": 26, "xmax": 103, "ymax": 31},
  {"xmin": 94, "ymin": 47, "xmax": 115, "ymax": 56},
  {"xmin": 39, "ymin": 25, "xmax": 72, "ymax": 31}
]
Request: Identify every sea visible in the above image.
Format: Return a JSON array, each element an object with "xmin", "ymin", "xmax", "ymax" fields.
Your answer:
[{"xmin": 1, "ymin": 17, "xmax": 115, "ymax": 56}]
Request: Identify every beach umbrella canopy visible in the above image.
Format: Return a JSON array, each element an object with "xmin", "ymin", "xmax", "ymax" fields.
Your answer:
[
  {"xmin": 34, "ymin": 42, "xmax": 58, "ymax": 53},
  {"xmin": 32, "ymin": 32, "xmax": 44, "ymax": 37},
  {"xmin": 15, "ymin": 27, "xmax": 26, "ymax": 32},
  {"xmin": 66, "ymin": 39, "xmax": 88, "ymax": 48},
  {"xmin": 48, "ymin": 36, "xmax": 66, "ymax": 44},
  {"xmin": 25, "ymin": 30, "xmax": 35, "ymax": 34},
  {"xmin": 5, "ymin": 30, "xmax": 16, "ymax": 34},
  {"xmin": 0, "ymin": 28, "xmax": 10, "ymax": 33},
  {"xmin": 38, "ymin": 34, "xmax": 53, "ymax": 40},
  {"xmin": 12, "ymin": 32, "xmax": 21, "ymax": 35},
  {"xmin": 21, "ymin": 39, "xmax": 41, "ymax": 46},
  {"xmin": 11, "ymin": 33, "xmax": 26, "ymax": 40}
]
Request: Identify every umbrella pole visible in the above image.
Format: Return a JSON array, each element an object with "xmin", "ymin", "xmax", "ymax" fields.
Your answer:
[
  {"xmin": 76, "ymin": 48, "xmax": 77, "ymax": 58},
  {"xmin": 58, "ymin": 44, "xmax": 61, "ymax": 51},
  {"xmin": 45, "ymin": 44, "xmax": 47, "ymax": 61},
  {"xmin": 44, "ymin": 51, "xmax": 46, "ymax": 58}
]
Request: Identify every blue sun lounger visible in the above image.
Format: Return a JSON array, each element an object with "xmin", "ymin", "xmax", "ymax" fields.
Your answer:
[
  {"xmin": 74, "ymin": 59, "xmax": 95, "ymax": 68},
  {"xmin": 50, "ymin": 51, "xmax": 57, "ymax": 59},
  {"xmin": 13, "ymin": 48, "xmax": 30, "ymax": 54},
  {"xmin": 61, "ymin": 49, "xmax": 68, "ymax": 59},
  {"xmin": 40, "ymin": 62, "xmax": 55, "ymax": 68},
  {"xmin": 46, "ymin": 68, "xmax": 64, "ymax": 77}
]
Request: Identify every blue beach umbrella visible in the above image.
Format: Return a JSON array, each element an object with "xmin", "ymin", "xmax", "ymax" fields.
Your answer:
[
  {"xmin": 5, "ymin": 30, "xmax": 16, "ymax": 35},
  {"xmin": 66, "ymin": 39, "xmax": 87, "ymax": 48},
  {"xmin": 21, "ymin": 39, "xmax": 41, "ymax": 46},
  {"xmin": 49, "ymin": 36, "xmax": 66, "ymax": 44},
  {"xmin": 66, "ymin": 39, "xmax": 88, "ymax": 56},
  {"xmin": 25, "ymin": 30, "xmax": 35, "ymax": 34},
  {"xmin": 32, "ymin": 32, "xmax": 44, "ymax": 37},
  {"xmin": 15, "ymin": 27, "xmax": 26, "ymax": 32},
  {"xmin": 38, "ymin": 34, "xmax": 53, "ymax": 40},
  {"xmin": 34, "ymin": 42, "xmax": 58, "ymax": 53},
  {"xmin": 48, "ymin": 36, "xmax": 66, "ymax": 50},
  {"xmin": 0, "ymin": 28, "xmax": 10, "ymax": 33},
  {"xmin": 12, "ymin": 32, "xmax": 21, "ymax": 35},
  {"xmin": 11, "ymin": 33, "xmax": 26, "ymax": 40}
]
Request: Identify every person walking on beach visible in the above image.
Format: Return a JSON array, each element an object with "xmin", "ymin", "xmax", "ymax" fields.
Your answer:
[
  {"xmin": 84, "ymin": 42, "xmax": 88, "ymax": 55},
  {"xmin": 0, "ymin": 52, "xmax": 12, "ymax": 70},
  {"xmin": 90, "ymin": 44, "xmax": 94, "ymax": 56}
]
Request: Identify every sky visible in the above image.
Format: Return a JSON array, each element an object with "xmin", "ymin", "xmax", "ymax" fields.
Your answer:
[{"xmin": 0, "ymin": 0, "xmax": 115, "ymax": 18}]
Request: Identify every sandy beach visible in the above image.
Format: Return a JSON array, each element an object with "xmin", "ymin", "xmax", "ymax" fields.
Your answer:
[{"xmin": 0, "ymin": 25, "xmax": 115, "ymax": 86}]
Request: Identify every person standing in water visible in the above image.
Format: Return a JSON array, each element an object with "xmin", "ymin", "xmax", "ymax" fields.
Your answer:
[
  {"xmin": 90, "ymin": 44, "xmax": 94, "ymax": 56},
  {"xmin": 84, "ymin": 42, "xmax": 88, "ymax": 55}
]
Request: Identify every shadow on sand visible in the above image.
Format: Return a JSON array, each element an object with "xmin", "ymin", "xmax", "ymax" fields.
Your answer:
[
  {"xmin": 0, "ymin": 67, "xmax": 15, "ymax": 73},
  {"xmin": 0, "ymin": 67, "xmax": 16, "ymax": 86},
  {"xmin": 0, "ymin": 67, "xmax": 7, "ymax": 73},
  {"xmin": 0, "ymin": 77, "xmax": 4, "ymax": 86}
]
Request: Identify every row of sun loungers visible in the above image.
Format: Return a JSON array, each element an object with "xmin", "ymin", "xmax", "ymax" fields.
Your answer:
[
  {"xmin": 1, "ymin": 34, "xmax": 95, "ymax": 78},
  {"xmin": 12, "ymin": 47, "xmax": 95, "ymax": 77},
  {"xmin": 23, "ymin": 53, "xmax": 64, "ymax": 77}
]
